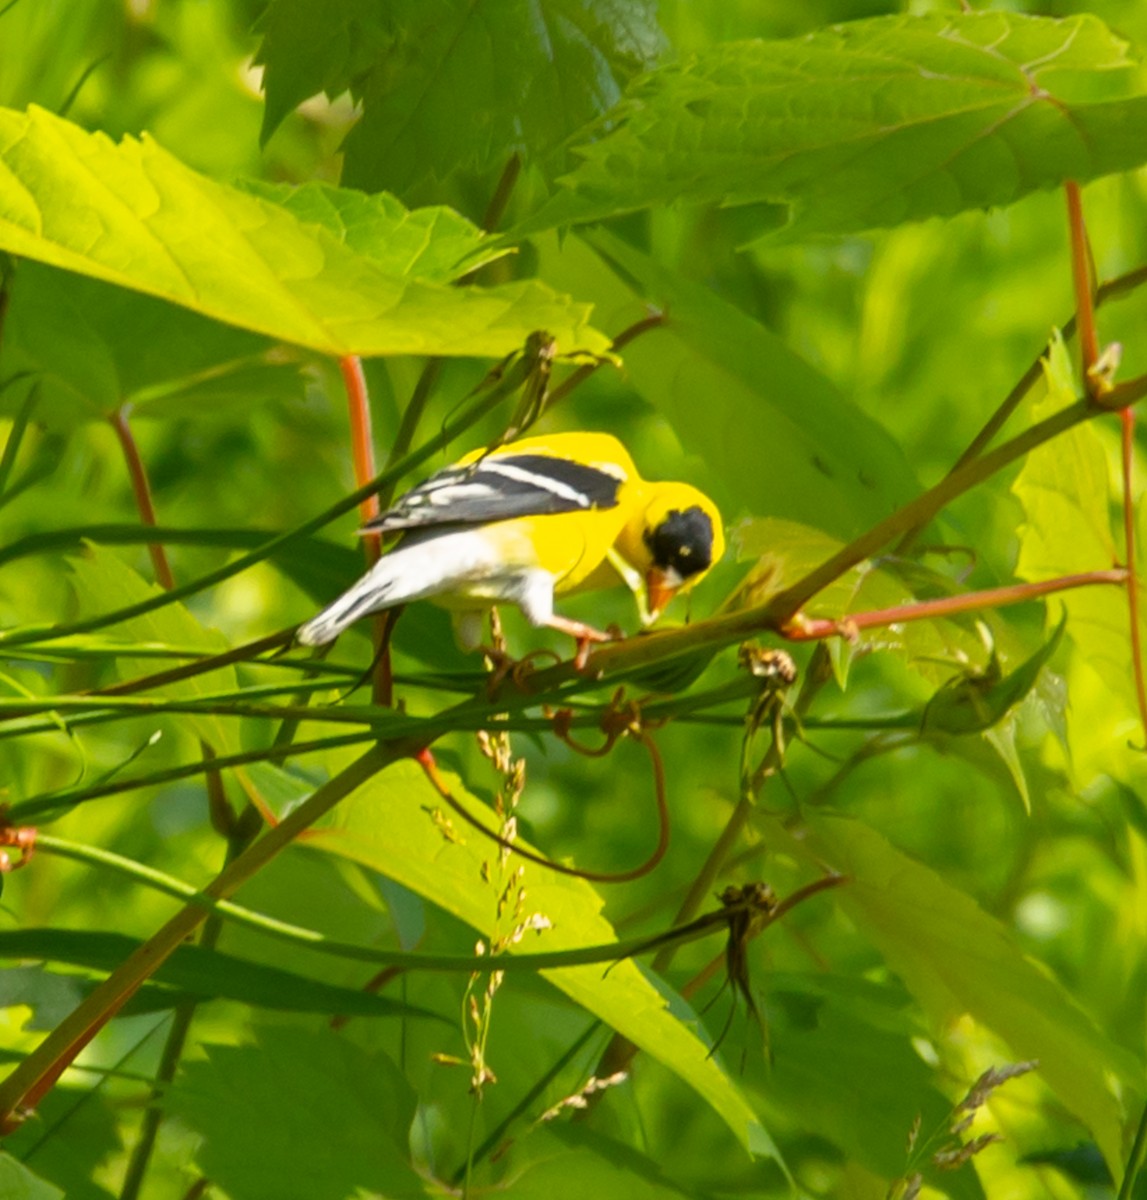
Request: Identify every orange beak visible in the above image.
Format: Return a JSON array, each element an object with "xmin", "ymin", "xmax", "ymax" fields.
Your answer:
[{"xmin": 645, "ymin": 568, "xmax": 680, "ymax": 623}]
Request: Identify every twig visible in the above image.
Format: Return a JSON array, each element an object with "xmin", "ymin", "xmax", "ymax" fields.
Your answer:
[
  {"xmin": 108, "ymin": 406, "xmax": 175, "ymax": 590},
  {"xmin": 339, "ymin": 354, "xmax": 392, "ymax": 706}
]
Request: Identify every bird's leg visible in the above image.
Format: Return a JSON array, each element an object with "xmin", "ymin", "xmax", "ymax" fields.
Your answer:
[
  {"xmin": 543, "ymin": 615, "xmax": 618, "ymax": 670},
  {"xmin": 480, "ymin": 607, "xmax": 561, "ymax": 692}
]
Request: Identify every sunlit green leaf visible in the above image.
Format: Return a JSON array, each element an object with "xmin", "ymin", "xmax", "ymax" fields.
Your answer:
[
  {"xmin": 238, "ymin": 181, "xmax": 502, "ymax": 281},
  {"xmin": 518, "ymin": 12, "xmax": 1147, "ymax": 239},
  {"xmin": 1011, "ymin": 332, "xmax": 1139, "ymax": 786},
  {"xmin": 305, "ymin": 755, "xmax": 779, "ymax": 1161},
  {"xmin": 0, "ymin": 105, "xmax": 608, "ymax": 358},
  {"xmin": 784, "ymin": 812, "xmax": 1137, "ymax": 1172}
]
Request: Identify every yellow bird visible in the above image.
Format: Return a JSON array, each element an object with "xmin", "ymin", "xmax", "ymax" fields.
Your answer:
[{"xmin": 297, "ymin": 432, "xmax": 724, "ymax": 655}]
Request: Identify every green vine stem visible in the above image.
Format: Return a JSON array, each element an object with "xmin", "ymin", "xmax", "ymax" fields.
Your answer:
[{"xmin": 20, "ymin": 832, "xmax": 770, "ymax": 973}]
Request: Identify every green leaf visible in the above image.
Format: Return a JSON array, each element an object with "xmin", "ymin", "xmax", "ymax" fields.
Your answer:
[
  {"xmin": 1010, "ymin": 333, "xmax": 1138, "ymax": 786},
  {"xmin": 517, "ymin": 12, "xmax": 1147, "ymax": 239},
  {"xmin": 782, "ymin": 812, "xmax": 1137, "ymax": 1173},
  {"xmin": 306, "ymin": 755, "xmax": 780, "ymax": 1162},
  {"xmin": 759, "ymin": 975, "xmax": 984, "ymax": 1198},
  {"xmin": 2, "ymin": 262, "xmax": 299, "ymax": 424},
  {"xmin": 166, "ymin": 1027, "xmax": 424, "ymax": 1200},
  {"xmin": 0, "ymin": 965, "xmax": 85, "ymax": 1032},
  {"xmin": 238, "ymin": 181, "xmax": 502, "ymax": 281},
  {"xmin": 0, "ymin": 105, "xmax": 608, "ymax": 358},
  {"xmin": 0, "ymin": 1145, "xmax": 78, "ymax": 1200},
  {"xmin": 0, "ymin": 929, "xmax": 441, "ymax": 1022},
  {"xmin": 920, "ymin": 616, "xmax": 1065, "ymax": 737},
  {"xmin": 537, "ymin": 229, "xmax": 919, "ymax": 538},
  {"xmin": 505, "ymin": 1125, "xmax": 703, "ymax": 1199},
  {"xmin": 253, "ymin": 0, "xmax": 393, "ymax": 144},
  {"xmin": 257, "ymin": 0, "xmax": 665, "ymax": 195}
]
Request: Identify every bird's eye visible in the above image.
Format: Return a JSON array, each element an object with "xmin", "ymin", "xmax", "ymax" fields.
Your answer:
[{"xmin": 646, "ymin": 506, "xmax": 714, "ymax": 578}]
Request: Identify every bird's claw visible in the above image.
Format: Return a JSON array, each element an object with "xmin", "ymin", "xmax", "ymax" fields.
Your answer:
[{"xmin": 483, "ymin": 645, "xmax": 562, "ymax": 694}]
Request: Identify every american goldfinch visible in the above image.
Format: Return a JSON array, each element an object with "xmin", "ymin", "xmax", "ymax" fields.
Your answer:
[{"xmin": 297, "ymin": 432, "xmax": 724, "ymax": 655}]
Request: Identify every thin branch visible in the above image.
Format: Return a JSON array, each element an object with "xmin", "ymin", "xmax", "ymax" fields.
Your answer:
[
  {"xmin": 108, "ymin": 406, "xmax": 175, "ymax": 590},
  {"xmin": 381, "ymin": 358, "xmax": 442, "ymax": 509},
  {"xmin": 0, "ymin": 383, "xmax": 36, "ymax": 498},
  {"xmin": 499, "ymin": 393, "xmax": 1125, "ymax": 698},
  {"xmin": 339, "ymin": 354, "xmax": 392, "ymax": 706},
  {"xmin": 1065, "ymin": 181, "xmax": 1099, "ymax": 387},
  {"xmin": 117, "ymin": 827, "xmax": 256, "ymax": 1200},
  {"xmin": 783, "ymin": 570, "xmax": 1128, "ymax": 640},
  {"xmin": 545, "ymin": 311, "xmax": 665, "ymax": 410},
  {"xmin": 9, "ymin": 731, "xmax": 375, "ymax": 821},
  {"xmin": 478, "ymin": 153, "xmax": 522, "ymax": 236},
  {"xmin": 1120, "ymin": 408, "xmax": 1147, "ymax": 744}
]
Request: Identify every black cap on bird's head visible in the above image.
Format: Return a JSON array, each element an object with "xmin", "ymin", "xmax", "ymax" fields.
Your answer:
[
  {"xmin": 639, "ymin": 486, "xmax": 725, "ymax": 621},
  {"xmin": 645, "ymin": 506, "xmax": 716, "ymax": 578}
]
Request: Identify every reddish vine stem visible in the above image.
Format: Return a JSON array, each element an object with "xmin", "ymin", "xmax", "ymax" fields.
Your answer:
[
  {"xmin": 782, "ymin": 569, "xmax": 1128, "ymax": 641},
  {"xmin": 106, "ymin": 404, "xmax": 241, "ymax": 825},
  {"xmin": 339, "ymin": 354, "xmax": 392, "ymax": 707},
  {"xmin": 109, "ymin": 406, "xmax": 175, "ymax": 591},
  {"xmin": 1064, "ymin": 184, "xmax": 1147, "ymax": 741},
  {"xmin": 1065, "ymin": 182, "xmax": 1100, "ymax": 387},
  {"xmin": 1121, "ymin": 408, "xmax": 1147, "ymax": 744}
]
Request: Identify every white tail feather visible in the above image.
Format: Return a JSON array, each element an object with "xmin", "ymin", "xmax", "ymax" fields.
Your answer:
[{"xmin": 296, "ymin": 532, "xmax": 513, "ymax": 646}]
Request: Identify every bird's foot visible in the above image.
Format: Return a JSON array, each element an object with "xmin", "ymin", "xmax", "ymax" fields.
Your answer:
[
  {"xmin": 482, "ymin": 645, "xmax": 562, "ymax": 694},
  {"xmin": 544, "ymin": 616, "xmax": 622, "ymax": 671}
]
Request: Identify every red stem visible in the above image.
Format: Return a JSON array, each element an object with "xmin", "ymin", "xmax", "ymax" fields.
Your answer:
[
  {"xmin": 782, "ymin": 569, "xmax": 1128, "ymax": 641},
  {"xmin": 339, "ymin": 355, "xmax": 392, "ymax": 706},
  {"xmin": 109, "ymin": 406, "xmax": 175, "ymax": 591},
  {"xmin": 1065, "ymin": 182, "xmax": 1100, "ymax": 391},
  {"xmin": 1121, "ymin": 408, "xmax": 1147, "ymax": 742},
  {"xmin": 108, "ymin": 408, "xmax": 241, "ymax": 835}
]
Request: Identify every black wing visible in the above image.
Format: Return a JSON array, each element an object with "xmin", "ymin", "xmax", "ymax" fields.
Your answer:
[{"xmin": 364, "ymin": 453, "xmax": 624, "ymax": 534}]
